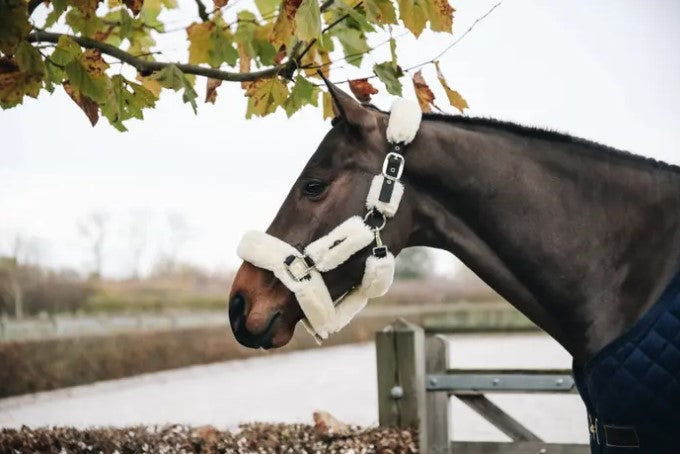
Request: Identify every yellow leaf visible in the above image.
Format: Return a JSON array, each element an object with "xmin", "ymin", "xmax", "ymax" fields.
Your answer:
[
  {"xmin": 270, "ymin": 0, "xmax": 300, "ymax": 48},
  {"xmin": 434, "ymin": 61, "xmax": 468, "ymax": 113},
  {"xmin": 136, "ymin": 73, "xmax": 162, "ymax": 97},
  {"xmin": 397, "ymin": 0, "xmax": 427, "ymax": 37},
  {"xmin": 81, "ymin": 49, "xmax": 109, "ymax": 76},
  {"xmin": 245, "ymin": 76, "xmax": 288, "ymax": 118},
  {"xmin": 322, "ymin": 90, "xmax": 333, "ymax": 120},
  {"xmin": 412, "ymin": 70, "xmax": 434, "ymax": 112},
  {"xmin": 187, "ymin": 21, "xmax": 214, "ymax": 65},
  {"xmin": 426, "ymin": 0, "xmax": 454, "ymax": 32}
]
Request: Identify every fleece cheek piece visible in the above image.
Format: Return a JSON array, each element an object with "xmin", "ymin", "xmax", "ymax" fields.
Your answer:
[
  {"xmin": 304, "ymin": 216, "xmax": 374, "ymax": 272},
  {"xmin": 366, "ymin": 176, "xmax": 404, "ymax": 218}
]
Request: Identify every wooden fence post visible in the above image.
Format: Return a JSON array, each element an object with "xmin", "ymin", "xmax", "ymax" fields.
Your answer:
[
  {"xmin": 426, "ymin": 334, "xmax": 451, "ymax": 454},
  {"xmin": 376, "ymin": 318, "xmax": 427, "ymax": 450}
]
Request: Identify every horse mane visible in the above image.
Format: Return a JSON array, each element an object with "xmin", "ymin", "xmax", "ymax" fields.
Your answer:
[{"xmin": 422, "ymin": 112, "xmax": 680, "ymax": 175}]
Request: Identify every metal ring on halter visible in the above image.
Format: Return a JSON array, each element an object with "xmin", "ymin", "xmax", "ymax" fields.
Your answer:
[{"xmin": 364, "ymin": 209, "xmax": 387, "ymax": 231}]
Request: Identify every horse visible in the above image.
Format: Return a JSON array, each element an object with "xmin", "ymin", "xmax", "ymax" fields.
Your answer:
[{"xmin": 228, "ymin": 79, "xmax": 680, "ymax": 452}]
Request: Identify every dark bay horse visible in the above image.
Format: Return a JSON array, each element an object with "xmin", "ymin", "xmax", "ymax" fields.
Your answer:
[{"xmin": 229, "ymin": 80, "xmax": 680, "ymax": 451}]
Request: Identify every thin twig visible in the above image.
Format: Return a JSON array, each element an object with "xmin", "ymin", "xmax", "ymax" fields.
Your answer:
[{"xmin": 27, "ymin": 30, "xmax": 291, "ymax": 82}]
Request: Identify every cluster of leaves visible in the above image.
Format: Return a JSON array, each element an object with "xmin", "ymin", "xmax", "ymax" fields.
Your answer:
[{"xmin": 0, "ymin": 0, "xmax": 469, "ymax": 130}]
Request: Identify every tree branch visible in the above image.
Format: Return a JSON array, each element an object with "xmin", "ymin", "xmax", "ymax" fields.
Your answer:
[{"xmin": 26, "ymin": 30, "xmax": 291, "ymax": 82}]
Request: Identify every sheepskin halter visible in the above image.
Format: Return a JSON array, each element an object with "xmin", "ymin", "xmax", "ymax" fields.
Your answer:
[{"xmin": 237, "ymin": 99, "xmax": 422, "ymax": 341}]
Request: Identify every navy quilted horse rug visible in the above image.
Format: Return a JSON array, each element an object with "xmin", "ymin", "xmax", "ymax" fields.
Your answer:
[{"xmin": 573, "ymin": 270, "xmax": 680, "ymax": 453}]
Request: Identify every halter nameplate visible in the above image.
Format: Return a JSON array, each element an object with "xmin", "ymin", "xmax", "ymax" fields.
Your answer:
[{"xmin": 237, "ymin": 98, "xmax": 422, "ymax": 341}]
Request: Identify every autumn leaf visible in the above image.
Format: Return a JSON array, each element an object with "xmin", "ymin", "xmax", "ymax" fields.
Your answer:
[
  {"xmin": 426, "ymin": 0, "xmax": 454, "ymax": 32},
  {"xmin": 63, "ymin": 80, "xmax": 99, "ymax": 126},
  {"xmin": 187, "ymin": 21, "xmax": 214, "ymax": 65},
  {"xmin": 322, "ymin": 90, "xmax": 333, "ymax": 120},
  {"xmin": 364, "ymin": 0, "xmax": 397, "ymax": 25},
  {"xmin": 45, "ymin": 0, "xmax": 67, "ymax": 28},
  {"xmin": 254, "ymin": 0, "xmax": 279, "ymax": 17},
  {"xmin": 270, "ymin": 0, "xmax": 301, "ymax": 48},
  {"xmin": 349, "ymin": 78, "xmax": 378, "ymax": 103},
  {"xmin": 434, "ymin": 60, "xmax": 467, "ymax": 113},
  {"xmin": 412, "ymin": 70, "xmax": 434, "ymax": 112},
  {"xmin": 373, "ymin": 61, "xmax": 403, "ymax": 96},
  {"xmin": 237, "ymin": 42, "xmax": 250, "ymax": 89},
  {"xmin": 0, "ymin": 0, "xmax": 31, "ymax": 55},
  {"xmin": 295, "ymin": 0, "xmax": 321, "ymax": 42},
  {"xmin": 214, "ymin": 0, "xmax": 228, "ymax": 7},
  {"xmin": 0, "ymin": 56, "xmax": 43, "ymax": 108},
  {"xmin": 205, "ymin": 77, "xmax": 221, "ymax": 104},
  {"xmin": 136, "ymin": 72, "xmax": 162, "ymax": 97},
  {"xmin": 69, "ymin": 0, "xmax": 103, "ymax": 16},
  {"xmin": 123, "ymin": 0, "xmax": 144, "ymax": 15},
  {"xmin": 332, "ymin": 26, "xmax": 369, "ymax": 68},
  {"xmin": 245, "ymin": 76, "xmax": 288, "ymax": 118},
  {"xmin": 397, "ymin": 0, "xmax": 427, "ymax": 37}
]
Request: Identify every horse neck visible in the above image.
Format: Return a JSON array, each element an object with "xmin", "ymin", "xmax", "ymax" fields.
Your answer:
[{"xmin": 404, "ymin": 117, "xmax": 680, "ymax": 363}]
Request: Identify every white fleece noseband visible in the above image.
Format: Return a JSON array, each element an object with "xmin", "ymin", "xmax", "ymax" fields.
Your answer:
[{"xmin": 237, "ymin": 99, "xmax": 422, "ymax": 341}]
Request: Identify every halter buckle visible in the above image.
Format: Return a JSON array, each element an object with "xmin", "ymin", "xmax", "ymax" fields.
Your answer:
[
  {"xmin": 382, "ymin": 152, "xmax": 405, "ymax": 180},
  {"xmin": 284, "ymin": 255, "xmax": 313, "ymax": 281}
]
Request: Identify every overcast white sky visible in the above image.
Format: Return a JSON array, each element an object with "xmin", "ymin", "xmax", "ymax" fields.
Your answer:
[{"xmin": 1, "ymin": 0, "xmax": 679, "ymax": 278}]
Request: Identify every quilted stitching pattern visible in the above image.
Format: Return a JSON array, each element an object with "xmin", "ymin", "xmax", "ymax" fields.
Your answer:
[{"xmin": 575, "ymin": 276, "xmax": 680, "ymax": 453}]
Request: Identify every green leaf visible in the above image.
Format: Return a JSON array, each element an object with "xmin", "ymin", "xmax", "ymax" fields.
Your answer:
[
  {"xmin": 45, "ymin": 0, "xmax": 67, "ymax": 28},
  {"xmin": 15, "ymin": 42, "xmax": 45, "ymax": 76},
  {"xmin": 331, "ymin": 1, "xmax": 374, "ymax": 33},
  {"xmin": 373, "ymin": 61, "xmax": 403, "ymax": 96},
  {"xmin": 364, "ymin": 0, "xmax": 397, "ymax": 25},
  {"xmin": 333, "ymin": 26, "xmax": 369, "ymax": 67},
  {"xmin": 119, "ymin": 8, "xmax": 135, "ymax": 40},
  {"xmin": 100, "ymin": 75, "xmax": 157, "ymax": 131},
  {"xmin": 245, "ymin": 76, "xmax": 288, "ymax": 118},
  {"xmin": 254, "ymin": 0, "xmax": 280, "ymax": 18},
  {"xmin": 234, "ymin": 10, "xmax": 257, "ymax": 57},
  {"xmin": 389, "ymin": 37, "xmax": 397, "ymax": 70},
  {"xmin": 211, "ymin": 26, "xmax": 239, "ymax": 67},
  {"xmin": 151, "ymin": 64, "xmax": 198, "ymax": 113},
  {"xmin": 0, "ymin": 0, "xmax": 31, "ymax": 55},
  {"xmin": 295, "ymin": 0, "xmax": 321, "ymax": 42},
  {"xmin": 283, "ymin": 75, "xmax": 319, "ymax": 117},
  {"xmin": 64, "ymin": 60, "xmax": 108, "ymax": 103},
  {"xmin": 51, "ymin": 35, "xmax": 82, "ymax": 67},
  {"xmin": 65, "ymin": 7, "xmax": 107, "ymax": 38}
]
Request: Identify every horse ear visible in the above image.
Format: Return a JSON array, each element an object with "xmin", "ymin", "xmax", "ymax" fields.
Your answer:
[{"xmin": 318, "ymin": 71, "xmax": 376, "ymax": 129}]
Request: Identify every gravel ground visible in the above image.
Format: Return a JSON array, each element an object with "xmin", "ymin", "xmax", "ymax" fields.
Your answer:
[{"xmin": 0, "ymin": 423, "xmax": 417, "ymax": 454}]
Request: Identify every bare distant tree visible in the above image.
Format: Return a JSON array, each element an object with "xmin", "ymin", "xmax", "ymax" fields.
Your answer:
[
  {"xmin": 154, "ymin": 212, "xmax": 190, "ymax": 275},
  {"xmin": 78, "ymin": 211, "xmax": 108, "ymax": 278},
  {"xmin": 128, "ymin": 212, "xmax": 149, "ymax": 279}
]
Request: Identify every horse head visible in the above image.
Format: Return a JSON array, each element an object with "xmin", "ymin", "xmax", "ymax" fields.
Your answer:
[{"xmin": 228, "ymin": 81, "xmax": 418, "ymax": 348}]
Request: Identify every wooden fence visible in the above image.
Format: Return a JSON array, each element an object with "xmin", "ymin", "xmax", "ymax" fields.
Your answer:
[{"xmin": 375, "ymin": 319, "xmax": 590, "ymax": 453}]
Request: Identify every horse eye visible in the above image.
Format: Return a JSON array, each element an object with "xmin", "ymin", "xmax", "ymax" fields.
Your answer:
[{"xmin": 302, "ymin": 180, "xmax": 328, "ymax": 198}]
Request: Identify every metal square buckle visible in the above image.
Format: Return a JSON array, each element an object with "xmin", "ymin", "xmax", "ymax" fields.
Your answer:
[
  {"xmin": 284, "ymin": 255, "xmax": 313, "ymax": 281},
  {"xmin": 382, "ymin": 152, "xmax": 405, "ymax": 180}
]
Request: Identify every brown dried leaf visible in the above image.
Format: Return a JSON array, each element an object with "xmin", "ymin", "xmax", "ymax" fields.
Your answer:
[
  {"xmin": 63, "ymin": 80, "xmax": 99, "ymax": 126},
  {"xmin": 313, "ymin": 411, "xmax": 351, "ymax": 439},
  {"xmin": 348, "ymin": 78, "xmax": 378, "ymax": 103},
  {"xmin": 412, "ymin": 70, "xmax": 434, "ymax": 112},
  {"xmin": 213, "ymin": 0, "xmax": 229, "ymax": 7},
  {"xmin": 237, "ymin": 42, "xmax": 251, "ymax": 89},
  {"xmin": 205, "ymin": 78, "xmax": 221, "ymax": 104},
  {"xmin": 81, "ymin": 49, "xmax": 109, "ymax": 77},
  {"xmin": 123, "ymin": 0, "xmax": 144, "ymax": 15}
]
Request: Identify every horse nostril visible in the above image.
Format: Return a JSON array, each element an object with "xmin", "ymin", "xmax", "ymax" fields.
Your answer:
[{"xmin": 229, "ymin": 293, "xmax": 247, "ymax": 328}]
